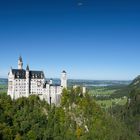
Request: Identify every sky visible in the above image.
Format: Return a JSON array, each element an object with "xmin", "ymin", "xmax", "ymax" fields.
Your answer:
[{"xmin": 0, "ymin": 0, "xmax": 140, "ymax": 80}]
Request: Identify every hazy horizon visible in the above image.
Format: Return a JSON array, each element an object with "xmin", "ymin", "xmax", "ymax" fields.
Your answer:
[{"xmin": 0, "ymin": 76, "xmax": 133, "ymax": 81}]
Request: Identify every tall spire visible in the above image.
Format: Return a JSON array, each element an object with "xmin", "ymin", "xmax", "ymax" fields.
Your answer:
[
  {"xmin": 18, "ymin": 56, "xmax": 23, "ymax": 70},
  {"xmin": 26, "ymin": 65, "xmax": 29, "ymax": 71},
  {"xmin": 9, "ymin": 67, "xmax": 12, "ymax": 75}
]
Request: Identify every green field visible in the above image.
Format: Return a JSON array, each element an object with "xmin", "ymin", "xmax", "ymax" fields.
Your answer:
[
  {"xmin": 89, "ymin": 86, "xmax": 128, "ymax": 108},
  {"xmin": 89, "ymin": 87, "xmax": 116, "ymax": 95},
  {"xmin": 97, "ymin": 97, "xmax": 127, "ymax": 108},
  {"xmin": 0, "ymin": 85, "xmax": 7, "ymax": 93}
]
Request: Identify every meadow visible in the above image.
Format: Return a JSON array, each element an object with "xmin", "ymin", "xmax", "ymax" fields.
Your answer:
[
  {"xmin": 89, "ymin": 86, "xmax": 128, "ymax": 108},
  {"xmin": 0, "ymin": 85, "xmax": 7, "ymax": 93}
]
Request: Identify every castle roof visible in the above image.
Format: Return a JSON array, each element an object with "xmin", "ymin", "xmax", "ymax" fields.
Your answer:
[
  {"xmin": 43, "ymin": 81, "xmax": 61, "ymax": 88},
  {"xmin": 11, "ymin": 69, "xmax": 45, "ymax": 79},
  {"xmin": 26, "ymin": 65, "xmax": 29, "ymax": 71},
  {"xmin": 12, "ymin": 69, "xmax": 26, "ymax": 79},
  {"xmin": 30, "ymin": 70, "xmax": 44, "ymax": 79},
  {"xmin": 50, "ymin": 83, "xmax": 61, "ymax": 87},
  {"xmin": 62, "ymin": 70, "xmax": 66, "ymax": 73}
]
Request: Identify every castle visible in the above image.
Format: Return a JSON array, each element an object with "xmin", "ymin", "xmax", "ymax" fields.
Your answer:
[{"xmin": 7, "ymin": 56, "xmax": 67, "ymax": 105}]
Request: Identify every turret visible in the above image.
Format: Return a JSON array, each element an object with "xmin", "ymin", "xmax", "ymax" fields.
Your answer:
[
  {"xmin": 49, "ymin": 78, "xmax": 53, "ymax": 84},
  {"xmin": 9, "ymin": 67, "xmax": 12, "ymax": 75},
  {"xmin": 26, "ymin": 65, "xmax": 30, "ymax": 78},
  {"xmin": 82, "ymin": 87, "xmax": 86, "ymax": 96},
  {"xmin": 61, "ymin": 70, "xmax": 67, "ymax": 88},
  {"xmin": 18, "ymin": 56, "xmax": 23, "ymax": 70},
  {"xmin": 26, "ymin": 65, "xmax": 30, "ymax": 97},
  {"xmin": 7, "ymin": 67, "xmax": 14, "ymax": 98}
]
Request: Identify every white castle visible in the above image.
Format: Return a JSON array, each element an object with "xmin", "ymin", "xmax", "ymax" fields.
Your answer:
[{"xmin": 7, "ymin": 56, "xmax": 67, "ymax": 105}]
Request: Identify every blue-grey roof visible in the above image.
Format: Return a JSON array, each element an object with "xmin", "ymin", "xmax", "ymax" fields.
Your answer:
[
  {"xmin": 43, "ymin": 81, "xmax": 61, "ymax": 88},
  {"xmin": 12, "ymin": 69, "xmax": 45, "ymax": 79},
  {"xmin": 30, "ymin": 71, "xmax": 44, "ymax": 79},
  {"xmin": 50, "ymin": 84, "xmax": 61, "ymax": 87},
  {"xmin": 12, "ymin": 69, "xmax": 26, "ymax": 79},
  {"xmin": 62, "ymin": 70, "xmax": 66, "ymax": 73}
]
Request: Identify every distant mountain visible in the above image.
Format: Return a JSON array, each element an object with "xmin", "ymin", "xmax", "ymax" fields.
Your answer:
[
  {"xmin": 68, "ymin": 79, "xmax": 131, "ymax": 87},
  {"xmin": 112, "ymin": 76, "xmax": 140, "ymax": 98}
]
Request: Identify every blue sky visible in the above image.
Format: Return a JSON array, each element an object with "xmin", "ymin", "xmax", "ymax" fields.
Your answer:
[{"xmin": 0, "ymin": 0, "xmax": 140, "ymax": 80}]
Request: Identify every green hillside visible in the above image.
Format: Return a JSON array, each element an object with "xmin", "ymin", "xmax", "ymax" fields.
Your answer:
[
  {"xmin": 129, "ymin": 75, "xmax": 140, "ymax": 89},
  {"xmin": 0, "ymin": 87, "xmax": 139, "ymax": 140},
  {"xmin": 110, "ymin": 76, "xmax": 140, "ymax": 137},
  {"xmin": 109, "ymin": 75, "xmax": 140, "ymax": 99}
]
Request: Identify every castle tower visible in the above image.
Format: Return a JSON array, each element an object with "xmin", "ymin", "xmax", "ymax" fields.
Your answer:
[
  {"xmin": 8, "ymin": 67, "xmax": 15, "ymax": 99},
  {"xmin": 18, "ymin": 56, "xmax": 23, "ymax": 70},
  {"xmin": 26, "ymin": 65, "xmax": 30, "ymax": 97},
  {"xmin": 49, "ymin": 78, "xmax": 53, "ymax": 84},
  {"xmin": 82, "ymin": 87, "xmax": 86, "ymax": 96},
  {"xmin": 61, "ymin": 70, "xmax": 67, "ymax": 88}
]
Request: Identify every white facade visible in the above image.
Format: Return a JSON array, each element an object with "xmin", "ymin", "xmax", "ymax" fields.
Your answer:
[{"xmin": 7, "ymin": 56, "xmax": 67, "ymax": 105}]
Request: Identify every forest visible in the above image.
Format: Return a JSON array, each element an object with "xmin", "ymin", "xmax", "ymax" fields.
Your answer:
[{"xmin": 0, "ymin": 84, "xmax": 139, "ymax": 140}]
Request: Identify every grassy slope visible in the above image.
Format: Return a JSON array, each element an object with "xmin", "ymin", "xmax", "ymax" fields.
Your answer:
[{"xmin": 89, "ymin": 86, "xmax": 128, "ymax": 108}]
